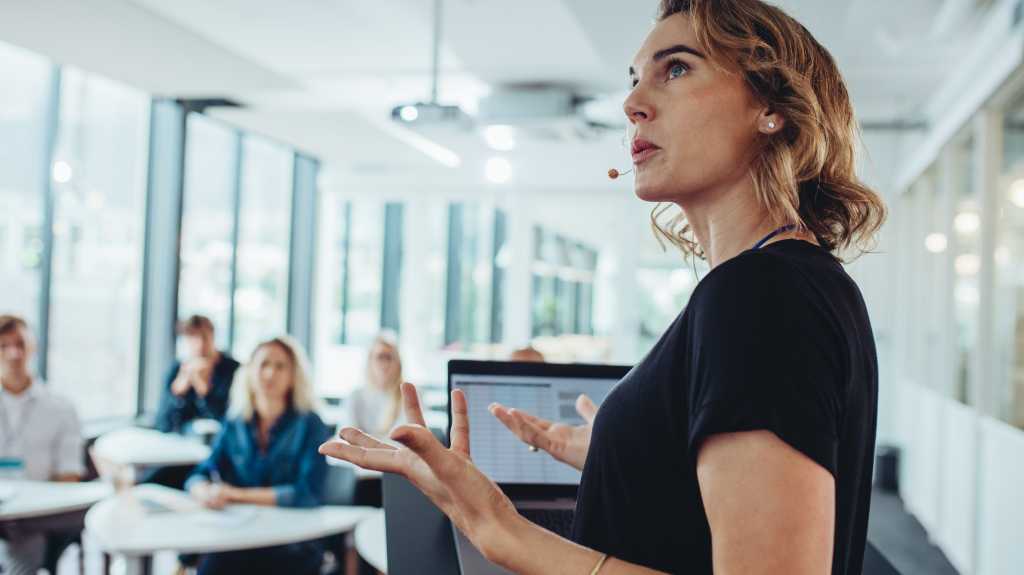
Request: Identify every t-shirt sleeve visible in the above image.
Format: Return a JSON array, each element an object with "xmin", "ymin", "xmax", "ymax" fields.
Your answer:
[{"xmin": 686, "ymin": 253, "xmax": 845, "ymax": 476}]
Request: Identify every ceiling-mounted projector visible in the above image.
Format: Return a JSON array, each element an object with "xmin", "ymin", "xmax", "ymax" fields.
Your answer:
[
  {"xmin": 390, "ymin": 0, "xmax": 471, "ymax": 128},
  {"xmin": 391, "ymin": 101, "xmax": 470, "ymax": 125}
]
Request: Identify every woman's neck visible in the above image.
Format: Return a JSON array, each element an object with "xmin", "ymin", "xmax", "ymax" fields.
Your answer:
[
  {"xmin": 255, "ymin": 396, "xmax": 288, "ymax": 428},
  {"xmin": 680, "ymin": 178, "xmax": 809, "ymax": 269}
]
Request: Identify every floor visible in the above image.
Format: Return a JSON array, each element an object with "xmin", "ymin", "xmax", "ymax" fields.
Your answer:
[{"xmin": 868, "ymin": 488, "xmax": 960, "ymax": 575}]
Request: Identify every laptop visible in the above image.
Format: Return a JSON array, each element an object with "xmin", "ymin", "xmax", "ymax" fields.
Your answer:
[{"xmin": 447, "ymin": 360, "xmax": 630, "ymax": 575}]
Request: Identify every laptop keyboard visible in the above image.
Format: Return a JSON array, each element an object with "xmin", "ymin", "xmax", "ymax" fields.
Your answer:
[{"xmin": 519, "ymin": 508, "xmax": 575, "ymax": 539}]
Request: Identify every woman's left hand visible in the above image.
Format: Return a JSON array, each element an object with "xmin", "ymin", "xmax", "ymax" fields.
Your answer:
[{"xmin": 319, "ymin": 382, "xmax": 522, "ymax": 563}]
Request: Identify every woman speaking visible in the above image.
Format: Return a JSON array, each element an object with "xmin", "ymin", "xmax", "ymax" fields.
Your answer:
[{"xmin": 321, "ymin": 1, "xmax": 885, "ymax": 573}]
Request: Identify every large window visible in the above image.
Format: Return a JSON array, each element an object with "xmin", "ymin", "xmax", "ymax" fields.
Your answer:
[
  {"xmin": 47, "ymin": 69, "xmax": 149, "ymax": 419},
  {"xmin": 344, "ymin": 201, "xmax": 386, "ymax": 346},
  {"xmin": 530, "ymin": 227, "xmax": 599, "ymax": 339},
  {"xmin": 636, "ymin": 264, "xmax": 701, "ymax": 354},
  {"xmin": 0, "ymin": 42, "xmax": 51, "ymax": 334},
  {"xmin": 445, "ymin": 203, "xmax": 493, "ymax": 347},
  {"xmin": 490, "ymin": 209, "xmax": 508, "ymax": 343},
  {"xmin": 410, "ymin": 199, "xmax": 450, "ymax": 350},
  {"xmin": 0, "ymin": 39, "xmax": 322, "ymax": 419},
  {"xmin": 920, "ymin": 169, "xmax": 951, "ymax": 397},
  {"xmin": 531, "ymin": 227, "xmax": 558, "ymax": 337},
  {"xmin": 996, "ymin": 93, "xmax": 1024, "ymax": 427},
  {"xmin": 231, "ymin": 136, "xmax": 293, "ymax": 359},
  {"xmin": 950, "ymin": 135, "xmax": 978, "ymax": 405},
  {"xmin": 574, "ymin": 245, "xmax": 598, "ymax": 335},
  {"xmin": 178, "ymin": 114, "xmax": 238, "ymax": 350}
]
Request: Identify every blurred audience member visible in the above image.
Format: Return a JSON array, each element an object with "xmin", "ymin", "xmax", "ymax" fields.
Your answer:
[
  {"xmin": 186, "ymin": 336, "xmax": 330, "ymax": 575},
  {"xmin": 156, "ymin": 315, "xmax": 240, "ymax": 434},
  {"xmin": 509, "ymin": 345, "xmax": 546, "ymax": 363},
  {"xmin": 0, "ymin": 315, "xmax": 84, "ymax": 575},
  {"xmin": 345, "ymin": 331, "xmax": 405, "ymax": 437}
]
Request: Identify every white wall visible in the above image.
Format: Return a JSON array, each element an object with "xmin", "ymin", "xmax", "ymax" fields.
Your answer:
[{"xmin": 896, "ymin": 383, "xmax": 1024, "ymax": 575}]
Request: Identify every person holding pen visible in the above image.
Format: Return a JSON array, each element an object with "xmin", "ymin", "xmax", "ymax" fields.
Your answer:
[{"xmin": 186, "ymin": 336, "xmax": 331, "ymax": 575}]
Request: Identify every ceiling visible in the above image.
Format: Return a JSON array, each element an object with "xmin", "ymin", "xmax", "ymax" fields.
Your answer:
[{"xmin": 0, "ymin": 0, "xmax": 999, "ymax": 252}]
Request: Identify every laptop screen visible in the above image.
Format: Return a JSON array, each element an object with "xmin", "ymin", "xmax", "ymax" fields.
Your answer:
[{"xmin": 450, "ymin": 369, "xmax": 621, "ymax": 486}]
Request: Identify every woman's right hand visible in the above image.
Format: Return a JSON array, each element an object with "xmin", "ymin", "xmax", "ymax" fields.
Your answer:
[
  {"xmin": 489, "ymin": 394, "xmax": 598, "ymax": 471},
  {"xmin": 190, "ymin": 481, "xmax": 229, "ymax": 510},
  {"xmin": 319, "ymin": 383, "xmax": 525, "ymax": 566}
]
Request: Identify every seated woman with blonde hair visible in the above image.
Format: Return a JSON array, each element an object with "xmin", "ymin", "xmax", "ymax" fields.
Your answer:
[
  {"xmin": 185, "ymin": 336, "xmax": 331, "ymax": 575},
  {"xmin": 344, "ymin": 331, "xmax": 405, "ymax": 437}
]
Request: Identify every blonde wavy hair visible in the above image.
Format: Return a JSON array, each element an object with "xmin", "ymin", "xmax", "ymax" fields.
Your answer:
[
  {"xmin": 229, "ymin": 335, "xmax": 318, "ymax": 421},
  {"xmin": 652, "ymin": 0, "xmax": 886, "ymax": 261}
]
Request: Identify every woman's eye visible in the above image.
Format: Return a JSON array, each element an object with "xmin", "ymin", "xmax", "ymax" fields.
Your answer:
[{"xmin": 668, "ymin": 62, "xmax": 688, "ymax": 80}]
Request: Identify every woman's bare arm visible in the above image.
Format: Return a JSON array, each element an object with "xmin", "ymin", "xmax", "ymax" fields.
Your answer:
[{"xmin": 697, "ymin": 430, "xmax": 835, "ymax": 575}]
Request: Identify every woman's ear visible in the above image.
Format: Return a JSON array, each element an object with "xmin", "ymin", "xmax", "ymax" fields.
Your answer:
[{"xmin": 758, "ymin": 108, "xmax": 784, "ymax": 134}]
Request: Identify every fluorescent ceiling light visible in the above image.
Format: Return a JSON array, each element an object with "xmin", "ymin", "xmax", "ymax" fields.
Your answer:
[
  {"xmin": 483, "ymin": 125, "xmax": 516, "ymax": 151},
  {"xmin": 955, "ymin": 253, "xmax": 980, "ymax": 276},
  {"xmin": 924, "ymin": 233, "xmax": 947, "ymax": 254},
  {"xmin": 52, "ymin": 160, "xmax": 73, "ymax": 183},
  {"xmin": 953, "ymin": 211, "xmax": 980, "ymax": 235},
  {"xmin": 1010, "ymin": 178, "xmax": 1024, "ymax": 208}
]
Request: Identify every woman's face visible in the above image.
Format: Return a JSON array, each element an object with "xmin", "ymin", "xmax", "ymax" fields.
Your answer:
[
  {"xmin": 369, "ymin": 342, "xmax": 398, "ymax": 388},
  {"xmin": 624, "ymin": 13, "xmax": 766, "ymax": 204},
  {"xmin": 253, "ymin": 343, "xmax": 294, "ymax": 404}
]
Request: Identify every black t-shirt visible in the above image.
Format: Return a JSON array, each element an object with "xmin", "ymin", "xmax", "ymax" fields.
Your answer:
[{"xmin": 572, "ymin": 239, "xmax": 878, "ymax": 575}]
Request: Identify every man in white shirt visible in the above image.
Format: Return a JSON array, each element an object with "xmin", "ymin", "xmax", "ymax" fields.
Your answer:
[{"xmin": 0, "ymin": 315, "xmax": 85, "ymax": 575}]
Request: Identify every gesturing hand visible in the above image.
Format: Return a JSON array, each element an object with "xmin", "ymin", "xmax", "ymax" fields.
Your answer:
[
  {"xmin": 489, "ymin": 394, "xmax": 598, "ymax": 471},
  {"xmin": 319, "ymin": 383, "xmax": 521, "ymax": 560}
]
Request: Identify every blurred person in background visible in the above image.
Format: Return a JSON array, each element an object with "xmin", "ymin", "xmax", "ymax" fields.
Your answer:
[
  {"xmin": 509, "ymin": 345, "xmax": 546, "ymax": 363},
  {"xmin": 185, "ymin": 335, "xmax": 330, "ymax": 575},
  {"xmin": 0, "ymin": 315, "xmax": 84, "ymax": 575},
  {"xmin": 156, "ymin": 315, "xmax": 240, "ymax": 434},
  {"xmin": 344, "ymin": 331, "xmax": 405, "ymax": 437}
]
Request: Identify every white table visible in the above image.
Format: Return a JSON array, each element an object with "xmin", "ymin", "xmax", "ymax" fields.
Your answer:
[
  {"xmin": 0, "ymin": 480, "xmax": 112, "ymax": 522},
  {"xmin": 354, "ymin": 509, "xmax": 387, "ymax": 573},
  {"xmin": 92, "ymin": 427, "xmax": 211, "ymax": 469},
  {"xmin": 85, "ymin": 484, "xmax": 374, "ymax": 575},
  {"xmin": 327, "ymin": 456, "xmax": 383, "ymax": 480}
]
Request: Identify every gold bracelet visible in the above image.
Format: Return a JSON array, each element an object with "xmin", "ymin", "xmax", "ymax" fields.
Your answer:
[{"xmin": 589, "ymin": 553, "xmax": 608, "ymax": 575}]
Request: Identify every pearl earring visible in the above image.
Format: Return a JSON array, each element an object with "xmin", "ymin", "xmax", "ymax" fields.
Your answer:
[{"xmin": 767, "ymin": 121, "xmax": 776, "ymax": 130}]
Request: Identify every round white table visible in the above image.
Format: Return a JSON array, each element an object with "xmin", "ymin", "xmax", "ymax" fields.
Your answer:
[
  {"xmin": 85, "ymin": 484, "xmax": 375, "ymax": 575},
  {"xmin": 0, "ymin": 480, "xmax": 112, "ymax": 522},
  {"xmin": 91, "ymin": 427, "xmax": 211, "ymax": 469},
  {"xmin": 326, "ymin": 456, "xmax": 383, "ymax": 480},
  {"xmin": 355, "ymin": 509, "xmax": 387, "ymax": 573}
]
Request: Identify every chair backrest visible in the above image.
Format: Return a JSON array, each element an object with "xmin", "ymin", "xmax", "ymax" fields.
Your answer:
[
  {"xmin": 321, "ymin": 464, "xmax": 358, "ymax": 506},
  {"xmin": 383, "ymin": 472, "xmax": 460, "ymax": 575}
]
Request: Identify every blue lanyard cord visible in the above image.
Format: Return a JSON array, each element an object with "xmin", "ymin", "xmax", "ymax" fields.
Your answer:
[{"xmin": 752, "ymin": 224, "xmax": 797, "ymax": 250}]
